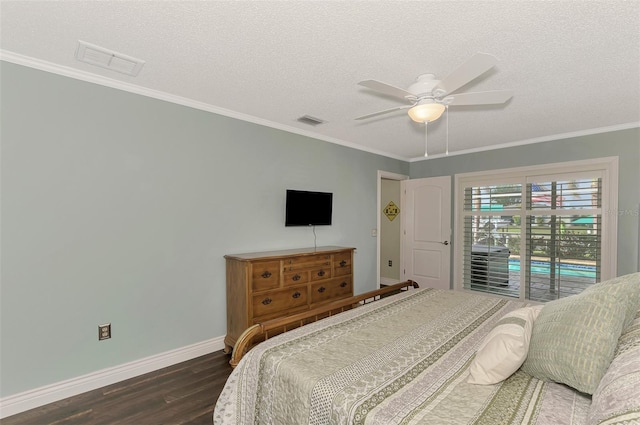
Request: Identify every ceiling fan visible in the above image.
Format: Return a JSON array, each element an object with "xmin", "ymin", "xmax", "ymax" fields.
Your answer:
[{"xmin": 355, "ymin": 53, "xmax": 513, "ymax": 156}]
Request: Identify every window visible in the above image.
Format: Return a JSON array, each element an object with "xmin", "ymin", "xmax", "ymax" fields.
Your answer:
[{"xmin": 455, "ymin": 157, "xmax": 618, "ymax": 302}]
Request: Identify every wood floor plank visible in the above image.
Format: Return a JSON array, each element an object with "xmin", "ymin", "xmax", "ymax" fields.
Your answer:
[{"xmin": 1, "ymin": 350, "xmax": 233, "ymax": 425}]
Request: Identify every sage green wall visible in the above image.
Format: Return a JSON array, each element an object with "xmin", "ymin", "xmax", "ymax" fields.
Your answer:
[
  {"xmin": 409, "ymin": 128, "xmax": 640, "ymax": 276},
  {"xmin": 2, "ymin": 60, "xmax": 636, "ymax": 400},
  {"xmin": 0, "ymin": 61, "xmax": 408, "ymax": 397}
]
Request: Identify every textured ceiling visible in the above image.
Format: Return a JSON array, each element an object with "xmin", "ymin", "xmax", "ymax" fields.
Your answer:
[{"xmin": 1, "ymin": 1, "xmax": 639, "ymax": 161}]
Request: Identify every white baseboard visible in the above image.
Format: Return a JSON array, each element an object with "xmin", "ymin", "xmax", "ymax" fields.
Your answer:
[{"xmin": 0, "ymin": 336, "xmax": 225, "ymax": 419}]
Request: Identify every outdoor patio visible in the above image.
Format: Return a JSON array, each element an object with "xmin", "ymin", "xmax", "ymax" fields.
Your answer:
[{"xmin": 471, "ymin": 270, "xmax": 594, "ymax": 302}]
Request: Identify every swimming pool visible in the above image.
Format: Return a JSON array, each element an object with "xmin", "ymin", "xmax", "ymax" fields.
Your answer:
[{"xmin": 508, "ymin": 259, "xmax": 596, "ymax": 279}]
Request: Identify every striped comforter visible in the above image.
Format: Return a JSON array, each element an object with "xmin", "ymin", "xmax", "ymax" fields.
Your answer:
[{"xmin": 214, "ymin": 288, "xmax": 590, "ymax": 425}]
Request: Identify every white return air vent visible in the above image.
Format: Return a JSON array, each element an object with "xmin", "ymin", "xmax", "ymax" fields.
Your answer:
[
  {"xmin": 75, "ymin": 41, "xmax": 145, "ymax": 76},
  {"xmin": 297, "ymin": 115, "xmax": 326, "ymax": 126}
]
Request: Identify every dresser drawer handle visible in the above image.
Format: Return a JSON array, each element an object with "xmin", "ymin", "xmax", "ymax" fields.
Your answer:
[
  {"xmin": 317, "ymin": 270, "xmax": 326, "ymax": 277},
  {"xmin": 261, "ymin": 298, "xmax": 272, "ymax": 305},
  {"xmin": 339, "ymin": 260, "xmax": 347, "ymax": 267},
  {"xmin": 261, "ymin": 271, "xmax": 272, "ymax": 279},
  {"xmin": 340, "ymin": 281, "xmax": 348, "ymax": 288},
  {"xmin": 292, "ymin": 274, "xmax": 301, "ymax": 281},
  {"xmin": 292, "ymin": 291, "xmax": 301, "ymax": 299},
  {"xmin": 317, "ymin": 286, "xmax": 326, "ymax": 293}
]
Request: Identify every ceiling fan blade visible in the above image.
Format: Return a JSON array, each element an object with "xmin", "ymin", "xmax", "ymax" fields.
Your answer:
[
  {"xmin": 446, "ymin": 90, "xmax": 513, "ymax": 106},
  {"xmin": 354, "ymin": 104, "xmax": 412, "ymax": 120},
  {"xmin": 433, "ymin": 53, "xmax": 498, "ymax": 96},
  {"xmin": 358, "ymin": 80, "xmax": 415, "ymax": 101}
]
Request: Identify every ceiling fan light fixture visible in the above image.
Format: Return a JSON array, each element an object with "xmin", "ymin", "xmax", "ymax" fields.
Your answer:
[{"xmin": 408, "ymin": 102, "xmax": 446, "ymax": 123}]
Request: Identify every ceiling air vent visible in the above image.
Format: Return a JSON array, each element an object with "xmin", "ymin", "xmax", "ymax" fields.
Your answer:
[
  {"xmin": 75, "ymin": 41, "xmax": 145, "ymax": 76},
  {"xmin": 297, "ymin": 115, "xmax": 326, "ymax": 126}
]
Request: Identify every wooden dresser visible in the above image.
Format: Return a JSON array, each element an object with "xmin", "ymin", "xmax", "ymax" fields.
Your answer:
[{"xmin": 224, "ymin": 246, "xmax": 355, "ymax": 353}]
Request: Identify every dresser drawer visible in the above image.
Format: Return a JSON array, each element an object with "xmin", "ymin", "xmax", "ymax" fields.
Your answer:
[
  {"xmin": 333, "ymin": 251, "xmax": 352, "ymax": 276},
  {"xmin": 310, "ymin": 266, "xmax": 332, "ymax": 281},
  {"xmin": 333, "ymin": 251, "xmax": 352, "ymax": 267},
  {"xmin": 311, "ymin": 277, "xmax": 352, "ymax": 304},
  {"xmin": 283, "ymin": 254, "xmax": 331, "ymax": 271},
  {"xmin": 252, "ymin": 286, "xmax": 308, "ymax": 318},
  {"xmin": 334, "ymin": 265, "xmax": 351, "ymax": 277},
  {"xmin": 283, "ymin": 270, "xmax": 310, "ymax": 286},
  {"xmin": 334, "ymin": 264, "xmax": 351, "ymax": 277},
  {"xmin": 251, "ymin": 261, "xmax": 281, "ymax": 291}
]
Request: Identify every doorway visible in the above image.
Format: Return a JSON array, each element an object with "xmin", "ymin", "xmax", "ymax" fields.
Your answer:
[
  {"xmin": 377, "ymin": 172, "xmax": 452, "ymax": 290},
  {"xmin": 377, "ymin": 171, "xmax": 409, "ymax": 288}
]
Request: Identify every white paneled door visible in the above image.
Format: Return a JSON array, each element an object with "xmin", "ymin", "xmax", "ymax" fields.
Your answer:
[{"xmin": 401, "ymin": 176, "xmax": 451, "ymax": 290}]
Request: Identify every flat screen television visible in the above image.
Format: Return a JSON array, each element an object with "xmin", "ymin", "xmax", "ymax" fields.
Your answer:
[{"xmin": 285, "ymin": 190, "xmax": 333, "ymax": 226}]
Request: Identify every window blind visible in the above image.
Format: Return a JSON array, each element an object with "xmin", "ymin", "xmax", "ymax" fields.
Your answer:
[
  {"xmin": 461, "ymin": 177, "xmax": 603, "ymax": 301},
  {"xmin": 462, "ymin": 185, "xmax": 521, "ymax": 297},
  {"xmin": 524, "ymin": 178, "xmax": 602, "ymax": 301}
]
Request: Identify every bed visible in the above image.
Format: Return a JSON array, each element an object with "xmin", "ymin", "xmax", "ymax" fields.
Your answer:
[{"xmin": 214, "ymin": 274, "xmax": 640, "ymax": 425}]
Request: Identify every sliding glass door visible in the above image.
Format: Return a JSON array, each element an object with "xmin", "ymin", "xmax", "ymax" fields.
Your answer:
[{"xmin": 456, "ymin": 158, "xmax": 617, "ymax": 301}]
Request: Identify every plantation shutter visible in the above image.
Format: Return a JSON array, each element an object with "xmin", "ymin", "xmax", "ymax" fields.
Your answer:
[
  {"xmin": 462, "ymin": 184, "xmax": 521, "ymax": 297},
  {"xmin": 461, "ymin": 174, "xmax": 604, "ymax": 302},
  {"xmin": 524, "ymin": 178, "xmax": 602, "ymax": 301}
]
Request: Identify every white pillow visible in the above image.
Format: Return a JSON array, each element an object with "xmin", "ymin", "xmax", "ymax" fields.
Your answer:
[{"xmin": 468, "ymin": 305, "xmax": 543, "ymax": 385}]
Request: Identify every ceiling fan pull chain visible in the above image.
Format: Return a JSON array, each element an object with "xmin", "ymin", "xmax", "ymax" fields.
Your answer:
[
  {"xmin": 446, "ymin": 105, "xmax": 449, "ymax": 155},
  {"xmin": 424, "ymin": 121, "xmax": 429, "ymax": 157}
]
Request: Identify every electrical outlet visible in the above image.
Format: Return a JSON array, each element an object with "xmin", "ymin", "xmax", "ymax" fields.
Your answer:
[
  {"xmin": 388, "ymin": 260, "xmax": 392, "ymax": 267},
  {"xmin": 98, "ymin": 323, "xmax": 111, "ymax": 340}
]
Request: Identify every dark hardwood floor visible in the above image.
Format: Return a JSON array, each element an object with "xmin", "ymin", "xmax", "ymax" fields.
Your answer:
[{"xmin": 2, "ymin": 350, "xmax": 233, "ymax": 425}]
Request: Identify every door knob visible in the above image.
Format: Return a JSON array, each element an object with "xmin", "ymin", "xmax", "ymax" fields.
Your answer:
[{"xmin": 441, "ymin": 241, "xmax": 449, "ymax": 245}]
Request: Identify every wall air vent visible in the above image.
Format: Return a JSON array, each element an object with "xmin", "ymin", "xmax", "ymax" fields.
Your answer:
[
  {"xmin": 297, "ymin": 115, "xmax": 326, "ymax": 126},
  {"xmin": 75, "ymin": 41, "xmax": 145, "ymax": 76}
]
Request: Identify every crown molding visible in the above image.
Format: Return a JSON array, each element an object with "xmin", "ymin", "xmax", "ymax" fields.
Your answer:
[
  {"xmin": 409, "ymin": 122, "xmax": 640, "ymax": 162},
  {"xmin": 2, "ymin": 50, "xmax": 637, "ymax": 164},
  {"xmin": 0, "ymin": 50, "xmax": 409, "ymax": 162}
]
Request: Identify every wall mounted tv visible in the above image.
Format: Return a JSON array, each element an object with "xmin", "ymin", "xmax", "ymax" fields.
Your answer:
[{"xmin": 285, "ymin": 190, "xmax": 333, "ymax": 226}]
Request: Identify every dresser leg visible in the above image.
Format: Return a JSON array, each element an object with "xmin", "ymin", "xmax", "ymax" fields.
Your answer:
[{"xmin": 223, "ymin": 336, "xmax": 233, "ymax": 354}]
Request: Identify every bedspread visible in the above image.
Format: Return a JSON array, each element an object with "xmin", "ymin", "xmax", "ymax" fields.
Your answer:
[{"xmin": 214, "ymin": 288, "xmax": 591, "ymax": 425}]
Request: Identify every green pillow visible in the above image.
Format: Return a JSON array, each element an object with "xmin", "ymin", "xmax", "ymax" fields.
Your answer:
[
  {"xmin": 589, "ymin": 311, "xmax": 640, "ymax": 424},
  {"xmin": 583, "ymin": 272, "xmax": 640, "ymax": 330},
  {"xmin": 521, "ymin": 287, "xmax": 629, "ymax": 394}
]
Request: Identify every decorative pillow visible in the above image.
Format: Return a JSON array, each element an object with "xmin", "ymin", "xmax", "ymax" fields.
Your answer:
[
  {"xmin": 614, "ymin": 309, "xmax": 640, "ymax": 358},
  {"xmin": 468, "ymin": 305, "xmax": 543, "ymax": 385},
  {"xmin": 521, "ymin": 287, "xmax": 628, "ymax": 394},
  {"xmin": 588, "ymin": 312, "xmax": 640, "ymax": 425},
  {"xmin": 584, "ymin": 272, "xmax": 640, "ymax": 330}
]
